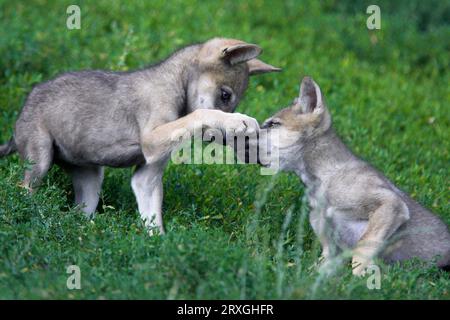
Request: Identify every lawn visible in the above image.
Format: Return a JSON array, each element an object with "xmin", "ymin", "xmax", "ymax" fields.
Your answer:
[{"xmin": 0, "ymin": 0, "xmax": 449, "ymax": 299}]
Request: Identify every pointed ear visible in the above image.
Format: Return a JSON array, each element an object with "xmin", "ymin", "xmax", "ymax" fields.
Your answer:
[
  {"xmin": 221, "ymin": 43, "xmax": 262, "ymax": 65},
  {"xmin": 247, "ymin": 59, "xmax": 281, "ymax": 75},
  {"xmin": 293, "ymin": 76, "xmax": 324, "ymax": 114}
]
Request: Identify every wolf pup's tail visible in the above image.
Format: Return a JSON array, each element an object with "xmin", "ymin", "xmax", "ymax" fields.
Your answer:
[
  {"xmin": 0, "ymin": 138, "xmax": 17, "ymax": 158},
  {"xmin": 436, "ymin": 248, "xmax": 450, "ymax": 272}
]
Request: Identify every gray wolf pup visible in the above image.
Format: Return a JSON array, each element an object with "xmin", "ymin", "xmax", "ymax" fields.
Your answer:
[
  {"xmin": 0, "ymin": 37, "xmax": 280, "ymax": 234},
  {"xmin": 259, "ymin": 76, "xmax": 450, "ymax": 275}
]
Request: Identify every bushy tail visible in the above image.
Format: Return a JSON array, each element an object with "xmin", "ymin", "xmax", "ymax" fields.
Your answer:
[
  {"xmin": 0, "ymin": 138, "xmax": 17, "ymax": 158},
  {"xmin": 437, "ymin": 249, "xmax": 450, "ymax": 272}
]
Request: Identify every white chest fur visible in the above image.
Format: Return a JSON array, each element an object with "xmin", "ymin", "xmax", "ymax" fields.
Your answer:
[
  {"xmin": 297, "ymin": 163, "xmax": 369, "ymax": 250},
  {"xmin": 328, "ymin": 207, "xmax": 368, "ymax": 249},
  {"xmin": 309, "ymin": 202, "xmax": 368, "ymax": 250}
]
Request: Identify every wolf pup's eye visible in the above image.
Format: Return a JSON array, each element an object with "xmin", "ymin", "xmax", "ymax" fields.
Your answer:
[
  {"xmin": 264, "ymin": 120, "xmax": 281, "ymax": 128},
  {"xmin": 220, "ymin": 89, "xmax": 232, "ymax": 103}
]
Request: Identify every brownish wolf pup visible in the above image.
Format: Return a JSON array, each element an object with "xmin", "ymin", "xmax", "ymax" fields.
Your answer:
[{"xmin": 259, "ymin": 76, "xmax": 450, "ymax": 275}]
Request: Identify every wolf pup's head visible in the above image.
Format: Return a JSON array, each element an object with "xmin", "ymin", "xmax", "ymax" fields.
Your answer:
[
  {"xmin": 186, "ymin": 38, "xmax": 280, "ymax": 113},
  {"xmin": 259, "ymin": 76, "xmax": 332, "ymax": 171}
]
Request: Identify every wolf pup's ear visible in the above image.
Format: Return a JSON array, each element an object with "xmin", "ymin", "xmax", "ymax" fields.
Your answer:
[
  {"xmin": 247, "ymin": 59, "xmax": 282, "ymax": 75},
  {"xmin": 293, "ymin": 76, "xmax": 324, "ymax": 114},
  {"xmin": 221, "ymin": 43, "xmax": 262, "ymax": 65}
]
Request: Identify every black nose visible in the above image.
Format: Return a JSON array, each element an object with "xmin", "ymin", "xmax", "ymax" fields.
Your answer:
[
  {"xmin": 235, "ymin": 133, "xmax": 262, "ymax": 165},
  {"xmin": 218, "ymin": 130, "xmax": 264, "ymax": 165}
]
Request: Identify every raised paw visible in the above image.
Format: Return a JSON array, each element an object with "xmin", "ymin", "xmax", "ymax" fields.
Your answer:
[{"xmin": 222, "ymin": 113, "xmax": 259, "ymax": 136}]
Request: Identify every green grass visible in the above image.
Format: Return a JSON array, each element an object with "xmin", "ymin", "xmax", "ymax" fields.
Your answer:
[{"xmin": 0, "ymin": 0, "xmax": 449, "ymax": 299}]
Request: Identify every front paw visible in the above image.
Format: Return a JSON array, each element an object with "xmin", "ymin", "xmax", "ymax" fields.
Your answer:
[
  {"xmin": 148, "ymin": 226, "xmax": 165, "ymax": 237},
  {"xmin": 351, "ymin": 257, "xmax": 373, "ymax": 276},
  {"xmin": 316, "ymin": 254, "xmax": 329, "ymax": 268},
  {"xmin": 221, "ymin": 113, "xmax": 259, "ymax": 135},
  {"xmin": 145, "ymin": 221, "xmax": 165, "ymax": 236}
]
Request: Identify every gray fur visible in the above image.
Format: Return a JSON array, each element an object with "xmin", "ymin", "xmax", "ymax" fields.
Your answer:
[
  {"xmin": 0, "ymin": 37, "xmax": 280, "ymax": 228},
  {"xmin": 261, "ymin": 76, "xmax": 450, "ymax": 275}
]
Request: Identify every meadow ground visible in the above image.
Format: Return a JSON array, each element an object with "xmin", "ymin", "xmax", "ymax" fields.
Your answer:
[{"xmin": 0, "ymin": 0, "xmax": 449, "ymax": 299}]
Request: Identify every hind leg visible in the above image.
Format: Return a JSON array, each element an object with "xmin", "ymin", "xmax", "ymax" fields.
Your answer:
[
  {"xmin": 20, "ymin": 135, "xmax": 54, "ymax": 192},
  {"xmin": 70, "ymin": 166, "xmax": 104, "ymax": 218}
]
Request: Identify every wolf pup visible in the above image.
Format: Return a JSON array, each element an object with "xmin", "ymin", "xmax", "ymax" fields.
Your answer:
[
  {"xmin": 259, "ymin": 76, "xmax": 450, "ymax": 275},
  {"xmin": 0, "ymin": 38, "xmax": 280, "ymax": 234}
]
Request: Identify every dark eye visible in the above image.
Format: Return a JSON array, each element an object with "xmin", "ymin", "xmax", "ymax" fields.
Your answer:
[
  {"xmin": 221, "ymin": 89, "xmax": 232, "ymax": 103},
  {"xmin": 264, "ymin": 120, "xmax": 281, "ymax": 129}
]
